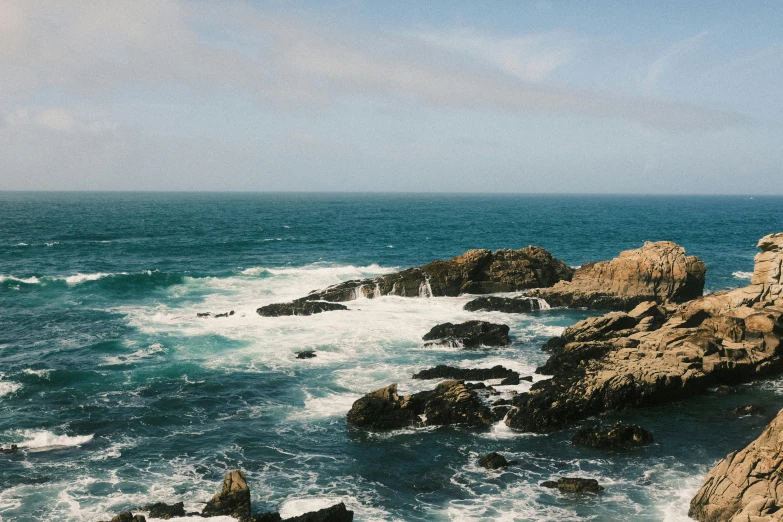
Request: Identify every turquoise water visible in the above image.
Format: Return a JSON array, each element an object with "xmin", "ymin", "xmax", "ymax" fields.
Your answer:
[{"xmin": 1, "ymin": 193, "xmax": 783, "ymax": 521}]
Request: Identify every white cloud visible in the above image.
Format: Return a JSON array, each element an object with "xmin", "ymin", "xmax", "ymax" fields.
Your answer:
[{"xmin": 642, "ymin": 31, "xmax": 710, "ymax": 93}]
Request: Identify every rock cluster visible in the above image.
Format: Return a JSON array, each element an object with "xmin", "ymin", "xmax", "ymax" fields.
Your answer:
[
  {"xmin": 412, "ymin": 365, "xmax": 517, "ymax": 381},
  {"xmin": 257, "ymin": 301, "xmax": 348, "ymax": 317},
  {"xmin": 690, "ymin": 407, "xmax": 783, "ymax": 522},
  {"xmin": 295, "ymin": 247, "xmax": 573, "ymax": 302},
  {"xmin": 504, "ymin": 234, "xmax": 783, "ymax": 434},
  {"xmin": 346, "ymin": 381, "xmax": 494, "ymax": 430},
  {"xmin": 463, "ymin": 296, "xmax": 548, "ymax": 313},
  {"xmin": 571, "ymin": 422, "xmax": 653, "ymax": 449},
  {"xmin": 526, "ymin": 241, "xmax": 706, "ymax": 310},
  {"xmin": 422, "ymin": 321, "xmax": 510, "ymax": 348}
]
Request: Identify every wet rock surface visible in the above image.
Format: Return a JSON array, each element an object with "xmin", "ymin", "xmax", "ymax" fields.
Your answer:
[
  {"xmin": 571, "ymin": 422, "xmax": 653, "ymax": 449},
  {"xmin": 463, "ymin": 296, "xmax": 548, "ymax": 313},
  {"xmin": 145, "ymin": 502, "xmax": 185, "ymax": 519},
  {"xmin": 257, "ymin": 301, "xmax": 348, "ymax": 317},
  {"xmin": 296, "ymin": 350, "xmax": 317, "ymax": 359},
  {"xmin": 346, "ymin": 381, "xmax": 493, "ymax": 430},
  {"xmin": 202, "ymin": 469, "xmax": 251, "ymax": 519},
  {"xmin": 478, "ymin": 452, "xmax": 509, "ymax": 469},
  {"xmin": 412, "ymin": 365, "xmax": 517, "ymax": 381},
  {"xmin": 541, "ymin": 477, "xmax": 604, "ymax": 493},
  {"xmin": 98, "ymin": 513, "xmax": 146, "ymax": 522},
  {"xmin": 283, "ymin": 502, "xmax": 353, "ymax": 522},
  {"xmin": 422, "ymin": 321, "xmax": 510, "ymax": 348},
  {"xmin": 526, "ymin": 241, "xmax": 706, "ymax": 310}
]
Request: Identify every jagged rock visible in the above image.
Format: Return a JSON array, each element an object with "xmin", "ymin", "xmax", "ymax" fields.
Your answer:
[
  {"xmin": 571, "ymin": 422, "xmax": 653, "ymax": 449},
  {"xmin": 504, "ymin": 234, "xmax": 783, "ymax": 434},
  {"xmin": 296, "ymin": 350, "xmax": 317, "ymax": 359},
  {"xmin": 690, "ymin": 408, "xmax": 783, "ymax": 521},
  {"xmin": 526, "ymin": 241, "xmax": 706, "ymax": 310},
  {"xmin": 463, "ymin": 296, "xmax": 548, "ymax": 313},
  {"xmin": 256, "ymin": 301, "xmax": 348, "ymax": 317},
  {"xmin": 500, "ymin": 374, "xmax": 520, "ymax": 385},
  {"xmin": 346, "ymin": 381, "xmax": 493, "ymax": 430},
  {"xmin": 412, "ymin": 365, "xmax": 517, "ymax": 381},
  {"xmin": 753, "ymin": 233, "xmax": 783, "ymax": 285},
  {"xmin": 283, "ymin": 502, "xmax": 353, "ymax": 522},
  {"xmin": 146, "ymin": 502, "xmax": 185, "ymax": 519},
  {"xmin": 541, "ymin": 478, "xmax": 604, "ymax": 493},
  {"xmin": 0, "ymin": 444, "xmax": 18, "ymax": 454},
  {"xmin": 294, "ymin": 247, "xmax": 573, "ymax": 303},
  {"xmin": 422, "ymin": 321, "xmax": 510, "ymax": 348},
  {"xmin": 732, "ymin": 405, "xmax": 766, "ymax": 416},
  {"xmin": 478, "ymin": 452, "xmax": 509, "ymax": 469},
  {"xmin": 98, "ymin": 513, "xmax": 146, "ymax": 522},
  {"xmin": 202, "ymin": 470, "xmax": 251, "ymax": 520}
]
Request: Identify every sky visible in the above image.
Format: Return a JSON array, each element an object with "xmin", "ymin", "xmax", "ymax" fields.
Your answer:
[{"xmin": 0, "ymin": 1, "xmax": 781, "ymax": 193}]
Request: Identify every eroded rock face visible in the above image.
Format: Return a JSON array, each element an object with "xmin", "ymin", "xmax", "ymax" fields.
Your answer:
[
  {"xmin": 422, "ymin": 321, "xmax": 510, "ymax": 348},
  {"xmin": 690, "ymin": 408, "xmax": 783, "ymax": 522},
  {"xmin": 256, "ymin": 301, "xmax": 348, "ymax": 317},
  {"xmin": 412, "ymin": 365, "xmax": 517, "ymax": 381},
  {"xmin": 505, "ymin": 235, "xmax": 783, "ymax": 434},
  {"xmin": 202, "ymin": 469, "xmax": 251, "ymax": 520},
  {"xmin": 298, "ymin": 247, "xmax": 573, "ymax": 303},
  {"xmin": 571, "ymin": 422, "xmax": 653, "ymax": 449},
  {"xmin": 527, "ymin": 241, "xmax": 706, "ymax": 310},
  {"xmin": 753, "ymin": 233, "xmax": 783, "ymax": 286},
  {"xmin": 463, "ymin": 296, "xmax": 548, "ymax": 313},
  {"xmin": 346, "ymin": 381, "xmax": 493, "ymax": 430}
]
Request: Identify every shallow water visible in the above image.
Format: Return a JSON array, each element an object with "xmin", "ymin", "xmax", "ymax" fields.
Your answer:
[{"xmin": 1, "ymin": 192, "xmax": 783, "ymax": 521}]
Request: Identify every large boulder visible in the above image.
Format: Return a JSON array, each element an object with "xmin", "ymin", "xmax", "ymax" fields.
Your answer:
[
  {"xmin": 422, "ymin": 321, "xmax": 510, "ymax": 348},
  {"xmin": 505, "ymin": 234, "xmax": 783, "ymax": 434},
  {"xmin": 257, "ymin": 301, "xmax": 347, "ymax": 317},
  {"xmin": 527, "ymin": 241, "xmax": 706, "ymax": 310},
  {"xmin": 296, "ymin": 247, "xmax": 573, "ymax": 302},
  {"xmin": 571, "ymin": 422, "xmax": 653, "ymax": 449},
  {"xmin": 478, "ymin": 452, "xmax": 509, "ymax": 469},
  {"xmin": 346, "ymin": 381, "xmax": 493, "ymax": 430},
  {"xmin": 690, "ymin": 408, "xmax": 783, "ymax": 522},
  {"xmin": 283, "ymin": 502, "xmax": 353, "ymax": 522},
  {"xmin": 463, "ymin": 296, "xmax": 548, "ymax": 313},
  {"xmin": 202, "ymin": 470, "xmax": 251, "ymax": 519},
  {"xmin": 541, "ymin": 478, "xmax": 604, "ymax": 493},
  {"xmin": 412, "ymin": 365, "xmax": 517, "ymax": 381}
]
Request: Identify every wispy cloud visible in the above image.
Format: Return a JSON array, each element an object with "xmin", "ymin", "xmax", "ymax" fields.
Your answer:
[{"xmin": 641, "ymin": 31, "xmax": 710, "ymax": 93}]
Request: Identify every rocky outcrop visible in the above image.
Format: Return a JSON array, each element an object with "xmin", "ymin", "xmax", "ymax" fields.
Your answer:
[
  {"xmin": 541, "ymin": 478, "xmax": 604, "ymax": 493},
  {"xmin": 202, "ymin": 470, "xmax": 251, "ymax": 519},
  {"xmin": 690, "ymin": 408, "xmax": 783, "ymax": 522},
  {"xmin": 463, "ymin": 296, "xmax": 549, "ymax": 313},
  {"xmin": 526, "ymin": 241, "xmax": 706, "ymax": 311},
  {"xmin": 412, "ymin": 365, "xmax": 517, "ymax": 381},
  {"xmin": 422, "ymin": 321, "xmax": 510, "ymax": 348},
  {"xmin": 478, "ymin": 452, "xmax": 509, "ymax": 469},
  {"xmin": 283, "ymin": 502, "xmax": 353, "ymax": 522},
  {"xmin": 297, "ymin": 247, "xmax": 573, "ymax": 303},
  {"xmin": 505, "ymin": 234, "xmax": 783, "ymax": 434},
  {"xmin": 571, "ymin": 422, "xmax": 653, "ymax": 449},
  {"xmin": 257, "ymin": 301, "xmax": 348, "ymax": 317},
  {"xmin": 753, "ymin": 233, "xmax": 783, "ymax": 285},
  {"xmin": 98, "ymin": 514, "xmax": 146, "ymax": 522},
  {"xmin": 146, "ymin": 502, "xmax": 185, "ymax": 519},
  {"xmin": 346, "ymin": 381, "xmax": 493, "ymax": 430}
]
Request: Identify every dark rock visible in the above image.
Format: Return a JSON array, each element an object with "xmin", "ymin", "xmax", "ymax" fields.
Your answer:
[
  {"xmin": 146, "ymin": 502, "xmax": 185, "ymax": 519},
  {"xmin": 714, "ymin": 385, "xmax": 744, "ymax": 396},
  {"xmin": 296, "ymin": 351, "xmax": 317, "ymax": 359},
  {"xmin": 520, "ymin": 376, "xmax": 533, "ymax": 382},
  {"xmin": 463, "ymin": 296, "xmax": 548, "ymax": 313},
  {"xmin": 346, "ymin": 381, "xmax": 493, "ymax": 430},
  {"xmin": 492, "ymin": 398, "xmax": 511, "ymax": 406},
  {"xmin": 732, "ymin": 405, "xmax": 765, "ymax": 416},
  {"xmin": 478, "ymin": 452, "xmax": 509, "ymax": 469},
  {"xmin": 542, "ymin": 336, "xmax": 565, "ymax": 352},
  {"xmin": 491, "ymin": 406, "xmax": 511, "ymax": 421},
  {"xmin": 283, "ymin": 502, "xmax": 353, "ymax": 522},
  {"xmin": 197, "ymin": 312, "xmax": 211, "ymax": 318},
  {"xmin": 202, "ymin": 470, "xmax": 251, "ymax": 520},
  {"xmin": 422, "ymin": 321, "xmax": 510, "ymax": 348},
  {"xmin": 465, "ymin": 382, "xmax": 486, "ymax": 390},
  {"xmin": 98, "ymin": 513, "xmax": 146, "ymax": 522},
  {"xmin": 0, "ymin": 444, "xmax": 18, "ymax": 454},
  {"xmin": 555, "ymin": 477, "xmax": 604, "ymax": 493},
  {"xmin": 571, "ymin": 422, "xmax": 653, "ymax": 449},
  {"xmin": 412, "ymin": 365, "xmax": 517, "ymax": 381},
  {"xmin": 540, "ymin": 481, "xmax": 558, "ymax": 489},
  {"xmin": 250, "ymin": 513, "xmax": 283, "ymax": 522},
  {"xmin": 214, "ymin": 310, "xmax": 235, "ymax": 318},
  {"xmin": 257, "ymin": 301, "xmax": 348, "ymax": 317},
  {"xmin": 499, "ymin": 375, "xmax": 520, "ymax": 385}
]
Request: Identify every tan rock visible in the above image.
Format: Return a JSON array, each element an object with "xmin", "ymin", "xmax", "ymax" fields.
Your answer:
[{"xmin": 753, "ymin": 233, "xmax": 783, "ymax": 286}]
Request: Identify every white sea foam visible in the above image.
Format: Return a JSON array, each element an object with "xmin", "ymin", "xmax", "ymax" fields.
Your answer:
[
  {"xmin": 0, "ymin": 275, "xmax": 40, "ymax": 284},
  {"xmin": 0, "ymin": 381, "xmax": 21, "ymax": 397},
  {"xmin": 15, "ymin": 430, "xmax": 94, "ymax": 451},
  {"xmin": 733, "ymin": 271, "xmax": 753, "ymax": 280},
  {"xmin": 22, "ymin": 368, "xmax": 52, "ymax": 379},
  {"xmin": 64, "ymin": 272, "xmax": 120, "ymax": 284},
  {"xmin": 100, "ymin": 343, "xmax": 166, "ymax": 366}
]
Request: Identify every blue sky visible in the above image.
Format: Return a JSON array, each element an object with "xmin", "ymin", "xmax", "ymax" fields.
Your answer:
[{"xmin": 1, "ymin": 1, "xmax": 781, "ymax": 193}]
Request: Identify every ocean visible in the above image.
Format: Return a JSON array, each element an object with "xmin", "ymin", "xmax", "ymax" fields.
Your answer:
[{"xmin": 1, "ymin": 192, "xmax": 783, "ymax": 521}]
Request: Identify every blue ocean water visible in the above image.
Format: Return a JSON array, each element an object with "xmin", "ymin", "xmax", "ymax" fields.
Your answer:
[{"xmin": 1, "ymin": 192, "xmax": 782, "ymax": 521}]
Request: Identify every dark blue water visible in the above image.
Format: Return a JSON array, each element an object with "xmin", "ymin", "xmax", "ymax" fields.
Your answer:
[{"xmin": 1, "ymin": 193, "xmax": 782, "ymax": 521}]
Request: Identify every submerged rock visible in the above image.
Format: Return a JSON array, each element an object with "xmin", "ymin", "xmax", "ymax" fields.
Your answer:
[
  {"xmin": 505, "ymin": 233, "xmax": 783, "ymax": 434},
  {"xmin": 463, "ymin": 296, "xmax": 548, "ymax": 313},
  {"xmin": 256, "ymin": 301, "xmax": 348, "ymax": 317},
  {"xmin": 412, "ymin": 365, "xmax": 517, "ymax": 381},
  {"xmin": 202, "ymin": 469, "xmax": 251, "ymax": 519},
  {"xmin": 422, "ymin": 321, "xmax": 510, "ymax": 348},
  {"xmin": 296, "ymin": 350, "xmax": 317, "ymax": 359},
  {"xmin": 478, "ymin": 452, "xmax": 509, "ymax": 469},
  {"xmin": 690, "ymin": 407, "xmax": 783, "ymax": 522},
  {"xmin": 346, "ymin": 381, "xmax": 493, "ymax": 430},
  {"xmin": 98, "ymin": 513, "xmax": 146, "ymax": 522},
  {"xmin": 0, "ymin": 444, "xmax": 18, "ymax": 454},
  {"xmin": 731, "ymin": 405, "xmax": 766, "ymax": 416},
  {"xmin": 197, "ymin": 311, "xmax": 235, "ymax": 318},
  {"xmin": 526, "ymin": 241, "xmax": 706, "ymax": 310},
  {"xmin": 571, "ymin": 422, "xmax": 653, "ymax": 449},
  {"xmin": 283, "ymin": 502, "xmax": 353, "ymax": 522},
  {"xmin": 541, "ymin": 478, "xmax": 604, "ymax": 493},
  {"xmin": 146, "ymin": 502, "xmax": 185, "ymax": 519}
]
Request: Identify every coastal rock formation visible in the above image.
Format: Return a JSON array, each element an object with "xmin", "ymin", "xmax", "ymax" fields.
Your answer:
[
  {"xmin": 526, "ymin": 241, "xmax": 706, "ymax": 310},
  {"xmin": 146, "ymin": 502, "xmax": 185, "ymax": 519},
  {"xmin": 541, "ymin": 478, "xmax": 604, "ymax": 493},
  {"xmin": 463, "ymin": 296, "xmax": 548, "ymax": 313},
  {"xmin": 412, "ymin": 365, "xmax": 517, "ymax": 381},
  {"xmin": 297, "ymin": 247, "xmax": 573, "ymax": 302},
  {"xmin": 505, "ymin": 234, "xmax": 783, "ymax": 433},
  {"xmin": 98, "ymin": 514, "xmax": 146, "ymax": 522},
  {"xmin": 478, "ymin": 452, "xmax": 509, "ymax": 469},
  {"xmin": 346, "ymin": 381, "xmax": 493, "ymax": 430},
  {"xmin": 689, "ymin": 408, "xmax": 783, "ymax": 522},
  {"xmin": 202, "ymin": 469, "xmax": 251, "ymax": 519},
  {"xmin": 284, "ymin": 502, "xmax": 353, "ymax": 522},
  {"xmin": 422, "ymin": 321, "xmax": 510, "ymax": 348},
  {"xmin": 753, "ymin": 233, "xmax": 783, "ymax": 285},
  {"xmin": 571, "ymin": 422, "xmax": 653, "ymax": 449},
  {"xmin": 257, "ymin": 301, "xmax": 348, "ymax": 317}
]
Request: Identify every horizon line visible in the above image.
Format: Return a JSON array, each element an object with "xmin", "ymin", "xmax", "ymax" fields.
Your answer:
[{"xmin": 0, "ymin": 190, "xmax": 780, "ymax": 197}]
